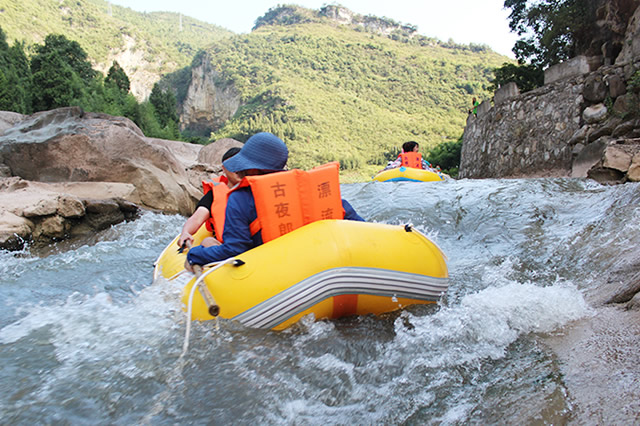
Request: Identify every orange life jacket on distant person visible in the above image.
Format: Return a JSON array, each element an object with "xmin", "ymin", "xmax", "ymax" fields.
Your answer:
[
  {"xmin": 201, "ymin": 176, "xmax": 231, "ymax": 243},
  {"xmin": 398, "ymin": 151, "xmax": 423, "ymax": 169},
  {"xmin": 235, "ymin": 162, "xmax": 345, "ymax": 243}
]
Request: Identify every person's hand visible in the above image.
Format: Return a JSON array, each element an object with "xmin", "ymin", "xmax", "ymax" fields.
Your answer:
[
  {"xmin": 184, "ymin": 258, "xmax": 194, "ymax": 274},
  {"xmin": 178, "ymin": 232, "xmax": 194, "ymax": 248}
]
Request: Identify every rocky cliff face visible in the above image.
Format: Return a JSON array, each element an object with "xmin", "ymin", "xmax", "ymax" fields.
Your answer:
[
  {"xmin": 95, "ymin": 34, "xmax": 173, "ymax": 101},
  {"xmin": 319, "ymin": 5, "xmax": 417, "ymax": 36},
  {"xmin": 460, "ymin": 4, "xmax": 640, "ymax": 183},
  {"xmin": 179, "ymin": 53, "xmax": 242, "ymax": 137}
]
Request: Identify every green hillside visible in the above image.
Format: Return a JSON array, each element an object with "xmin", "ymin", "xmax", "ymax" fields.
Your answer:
[
  {"xmin": 174, "ymin": 8, "xmax": 508, "ymax": 179},
  {"xmin": 0, "ymin": 1, "xmax": 510, "ymax": 180},
  {"xmin": 0, "ymin": 0, "xmax": 231, "ymax": 85}
]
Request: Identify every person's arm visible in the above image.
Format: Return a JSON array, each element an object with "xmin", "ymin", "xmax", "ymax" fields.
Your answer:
[
  {"xmin": 178, "ymin": 206, "xmax": 211, "ymax": 248},
  {"xmin": 342, "ymin": 199, "xmax": 364, "ymax": 222},
  {"xmin": 186, "ymin": 190, "xmax": 257, "ymax": 266},
  {"xmin": 178, "ymin": 192, "xmax": 213, "ymax": 247},
  {"xmin": 382, "ymin": 157, "xmax": 402, "ymax": 171}
]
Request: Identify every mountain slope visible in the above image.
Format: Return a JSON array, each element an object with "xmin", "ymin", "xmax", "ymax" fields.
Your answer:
[
  {"xmin": 175, "ymin": 9, "xmax": 508, "ymax": 177},
  {"xmin": 0, "ymin": 0, "xmax": 232, "ymax": 98}
]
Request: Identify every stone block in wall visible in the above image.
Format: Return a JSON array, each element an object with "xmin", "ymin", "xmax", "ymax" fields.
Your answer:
[
  {"xmin": 477, "ymin": 101, "xmax": 491, "ymax": 117},
  {"xmin": 628, "ymin": 152, "xmax": 640, "ymax": 181},
  {"xmin": 569, "ymin": 125, "xmax": 589, "ymax": 145},
  {"xmin": 571, "ymin": 138, "xmax": 607, "ymax": 177},
  {"xmin": 613, "ymin": 119, "xmax": 637, "ymax": 137},
  {"xmin": 587, "ymin": 166, "xmax": 626, "ymax": 183},
  {"xmin": 587, "ymin": 55, "xmax": 604, "ymax": 71},
  {"xmin": 602, "ymin": 144, "xmax": 633, "ymax": 172},
  {"xmin": 544, "ymin": 56, "xmax": 590, "ymax": 85},
  {"xmin": 583, "ymin": 103, "xmax": 608, "ymax": 124},
  {"xmin": 612, "ymin": 93, "xmax": 639, "ymax": 115},
  {"xmin": 615, "ymin": 5, "xmax": 640, "ymax": 65},
  {"xmin": 583, "ymin": 74, "xmax": 608, "ymax": 102},
  {"xmin": 494, "ymin": 82, "xmax": 520, "ymax": 105},
  {"xmin": 608, "ymin": 74, "xmax": 627, "ymax": 98}
]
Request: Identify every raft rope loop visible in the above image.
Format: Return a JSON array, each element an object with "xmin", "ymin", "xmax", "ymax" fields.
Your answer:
[{"xmin": 181, "ymin": 257, "xmax": 244, "ymax": 357}]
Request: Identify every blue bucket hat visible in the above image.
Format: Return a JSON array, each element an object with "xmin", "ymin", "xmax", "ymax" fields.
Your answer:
[{"xmin": 223, "ymin": 132, "xmax": 288, "ymax": 173}]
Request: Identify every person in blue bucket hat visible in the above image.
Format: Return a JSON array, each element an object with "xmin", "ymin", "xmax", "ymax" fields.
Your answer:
[{"xmin": 185, "ymin": 132, "xmax": 364, "ymax": 270}]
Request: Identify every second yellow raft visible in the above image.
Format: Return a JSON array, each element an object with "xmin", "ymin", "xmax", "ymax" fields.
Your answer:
[{"xmin": 373, "ymin": 166, "xmax": 445, "ymax": 182}]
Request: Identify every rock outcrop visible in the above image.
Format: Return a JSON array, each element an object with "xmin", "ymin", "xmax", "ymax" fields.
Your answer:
[
  {"xmin": 0, "ymin": 177, "xmax": 138, "ymax": 250},
  {"xmin": 0, "ymin": 107, "xmax": 239, "ymax": 250},
  {"xmin": 0, "ymin": 107, "xmax": 200, "ymax": 214},
  {"xmin": 179, "ymin": 53, "xmax": 241, "ymax": 137}
]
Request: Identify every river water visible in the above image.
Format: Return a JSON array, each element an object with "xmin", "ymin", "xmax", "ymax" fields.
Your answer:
[{"xmin": 1, "ymin": 178, "xmax": 639, "ymax": 424}]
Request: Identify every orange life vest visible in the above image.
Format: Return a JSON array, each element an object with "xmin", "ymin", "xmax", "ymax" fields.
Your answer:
[
  {"xmin": 240, "ymin": 162, "xmax": 345, "ymax": 243},
  {"xmin": 201, "ymin": 176, "xmax": 231, "ymax": 243},
  {"xmin": 398, "ymin": 151, "xmax": 423, "ymax": 169}
]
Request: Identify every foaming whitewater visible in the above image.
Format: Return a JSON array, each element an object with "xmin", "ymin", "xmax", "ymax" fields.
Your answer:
[{"xmin": 0, "ymin": 178, "xmax": 638, "ymax": 424}]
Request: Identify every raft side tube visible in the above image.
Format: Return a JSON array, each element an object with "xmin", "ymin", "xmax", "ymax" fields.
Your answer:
[{"xmin": 180, "ymin": 220, "xmax": 448, "ymax": 329}]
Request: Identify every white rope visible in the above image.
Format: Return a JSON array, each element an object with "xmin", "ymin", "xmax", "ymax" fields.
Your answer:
[
  {"xmin": 180, "ymin": 257, "xmax": 238, "ymax": 358},
  {"xmin": 167, "ymin": 259, "xmax": 230, "ymax": 281}
]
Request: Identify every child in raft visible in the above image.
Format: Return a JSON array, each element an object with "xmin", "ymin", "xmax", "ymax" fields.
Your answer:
[
  {"xmin": 185, "ymin": 132, "xmax": 364, "ymax": 272},
  {"xmin": 381, "ymin": 141, "xmax": 435, "ymax": 172}
]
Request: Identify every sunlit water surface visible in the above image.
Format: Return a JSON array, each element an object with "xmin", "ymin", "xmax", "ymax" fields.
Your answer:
[{"xmin": 1, "ymin": 178, "xmax": 639, "ymax": 424}]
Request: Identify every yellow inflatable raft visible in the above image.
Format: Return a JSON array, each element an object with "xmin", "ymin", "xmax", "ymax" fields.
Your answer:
[
  {"xmin": 154, "ymin": 220, "xmax": 448, "ymax": 330},
  {"xmin": 373, "ymin": 166, "xmax": 445, "ymax": 182}
]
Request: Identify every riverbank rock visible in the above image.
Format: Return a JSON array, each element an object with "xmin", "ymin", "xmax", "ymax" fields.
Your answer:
[
  {"xmin": 0, "ymin": 177, "xmax": 140, "ymax": 249},
  {"xmin": 572, "ymin": 137, "xmax": 640, "ymax": 183},
  {"xmin": 0, "ymin": 107, "xmax": 202, "ymax": 216},
  {"xmin": 0, "ymin": 107, "xmax": 237, "ymax": 250}
]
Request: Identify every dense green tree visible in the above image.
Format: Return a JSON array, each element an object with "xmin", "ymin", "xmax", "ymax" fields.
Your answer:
[
  {"xmin": 503, "ymin": 0, "xmax": 597, "ymax": 68},
  {"xmin": 105, "ymin": 61, "xmax": 130, "ymax": 93},
  {"xmin": 490, "ymin": 62, "xmax": 544, "ymax": 93},
  {"xmin": 149, "ymin": 84, "xmax": 179, "ymax": 127},
  {"xmin": 0, "ymin": 70, "xmax": 11, "ymax": 110},
  {"xmin": 491, "ymin": 0, "xmax": 597, "ymax": 95},
  {"xmin": 30, "ymin": 34, "xmax": 96, "ymax": 111},
  {"xmin": 0, "ymin": 27, "xmax": 31, "ymax": 113},
  {"xmin": 426, "ymin": 137, "xmax": 462, "ymax": 177},
  {"xmin": 0, "ymin": 26, "xmax": 8, "ymax": 53},
  {"xmin": 8, "ymin": 42, "xmax": 33, "ymax": 113},
  {"xmin": 32, "ymin": 34, "xmax": 97, "ymax": 84},
  {"xmin": 31, "ymin": 50, "xmax": 80, "ymax": 111}
]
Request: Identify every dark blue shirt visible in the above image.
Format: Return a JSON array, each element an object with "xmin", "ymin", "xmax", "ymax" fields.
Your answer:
[{"xmin": 187, "ymin": 187, "xmax": 364, "ymax": 265}]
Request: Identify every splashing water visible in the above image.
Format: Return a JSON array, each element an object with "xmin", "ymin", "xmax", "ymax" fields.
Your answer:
[{"xmin": 0, "ymin": 178, "xmax": 638, "ymax": 423}]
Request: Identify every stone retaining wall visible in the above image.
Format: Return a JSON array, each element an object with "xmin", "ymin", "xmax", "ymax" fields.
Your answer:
[{"xmin": 460, "ymin": 58, "xmax": 640, "ymax": 181}]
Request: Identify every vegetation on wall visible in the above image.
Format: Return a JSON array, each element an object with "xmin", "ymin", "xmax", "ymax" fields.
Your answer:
[
  {"xmin": 491, "ymin": 0, "xmax": 601, "ymax": 94},
  {"xmin": 490, "ymin": 62, "xmax": 544, "ymax": 93},
  {"xmin": 504, "ymin": 0, "xmax": 598, "ymax": 68},
  {"xmin": 426, "ymin": 137, "xmax": 463, "ymax": 177}
]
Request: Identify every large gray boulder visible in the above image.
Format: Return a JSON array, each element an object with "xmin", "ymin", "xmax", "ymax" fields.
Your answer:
[
  {"xmin": 197, "ymin": 138, "xmax": 244, "ymax": 170},
  {"xmin": 0, "ymin": 107, "xmax": 200, "ymax": 215}
]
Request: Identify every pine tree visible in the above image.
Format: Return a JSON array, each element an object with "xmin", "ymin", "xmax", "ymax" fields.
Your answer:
[
  {"xmin": 30, "ymin": 34, "xmax": 95, "ymax": 112},
  {"xmin": 149, "ymin": 84, "xmax": 179, "ymax": 127},
  {"xmin": 105, "ymin": 61, "xmax": 130, "ymax": 93}
]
